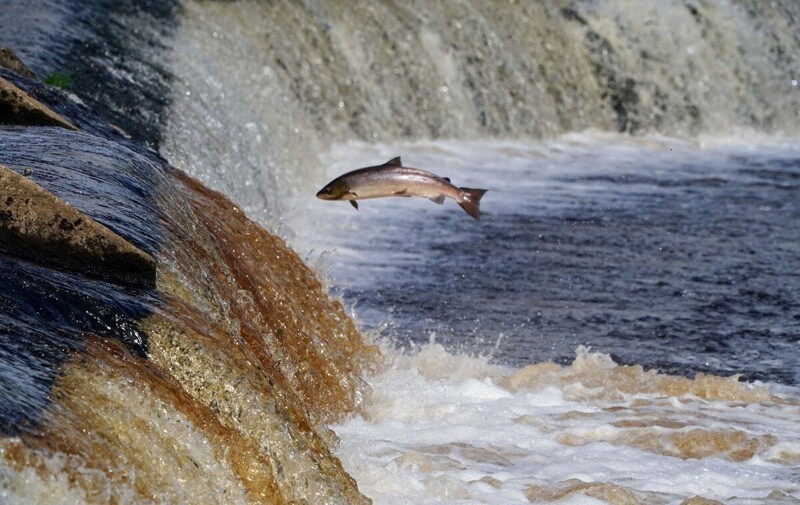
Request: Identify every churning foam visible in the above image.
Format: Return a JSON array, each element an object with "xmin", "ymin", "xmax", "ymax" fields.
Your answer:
[{"xmin": 332, "ymin": 342, "xmax": 800, "ymax": 505}]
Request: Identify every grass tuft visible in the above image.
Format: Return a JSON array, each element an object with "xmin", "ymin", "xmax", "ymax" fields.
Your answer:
[{"xmin": 43, "ymin": 72, "xmax": 72, "ymax": 90}]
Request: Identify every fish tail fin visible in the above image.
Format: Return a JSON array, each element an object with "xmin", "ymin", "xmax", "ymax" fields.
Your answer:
[{"xmin": 457, "ymin": 187, "xmax": 488, "ymax": 220}]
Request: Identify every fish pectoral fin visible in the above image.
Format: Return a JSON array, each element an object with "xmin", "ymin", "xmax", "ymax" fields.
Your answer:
[
  {"xmin": 384, "ymin": 156, "xmax": 402, "ymax": 167},
  {"xmin": 428, "ymin": 194, "xmax": 445, "ymax": 204},
  {"xmin": 350, "ymin": 200, "xmax": 359, "ymax": 210}
]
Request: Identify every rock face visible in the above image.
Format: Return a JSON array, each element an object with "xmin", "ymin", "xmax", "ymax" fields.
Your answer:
[
  {"xmin": 0, "ymin": 164, "xmax": 157, "ymax": 287},
  {"xmin": 0, "ymin": 76, "xmax": 77, "ymax": 129},
  {"xmin": 0, "ymin": 46, "xmax": 36, "ymax": 79}
]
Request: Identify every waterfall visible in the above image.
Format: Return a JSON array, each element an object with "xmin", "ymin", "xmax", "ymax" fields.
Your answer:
[
  {"xmin": 157, "ymin": 0, "xmax": 800, "ymax": 226},
  {"xmin": 1, "ymin": 1, "xmax": 799, "ymax": 503}
]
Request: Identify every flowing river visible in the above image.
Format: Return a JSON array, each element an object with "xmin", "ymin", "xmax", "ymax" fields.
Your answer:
[{"xmin": 1, "ymin": 1, "xmax": 799, "ymax": 503}]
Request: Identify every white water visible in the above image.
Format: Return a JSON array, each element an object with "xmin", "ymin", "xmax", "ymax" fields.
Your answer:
[{"xmin": 331, "ymin": 343, "xmax": 800, "ymax": 505}]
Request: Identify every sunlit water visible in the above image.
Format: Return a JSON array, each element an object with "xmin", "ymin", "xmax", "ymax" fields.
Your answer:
[{"xmin": 285, "ymin": 133, "xmax": 800, "ymax": 504}]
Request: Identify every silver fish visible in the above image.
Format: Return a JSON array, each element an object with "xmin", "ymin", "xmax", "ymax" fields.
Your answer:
[{"xmin": 316, "ymin": 157, "xmax": 488, "ymax": 219}]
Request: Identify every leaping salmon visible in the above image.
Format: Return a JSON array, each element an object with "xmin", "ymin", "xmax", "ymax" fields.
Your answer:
[{"xmin": 316, "ymin": 157, "xmax": 488, "ymax": 220}]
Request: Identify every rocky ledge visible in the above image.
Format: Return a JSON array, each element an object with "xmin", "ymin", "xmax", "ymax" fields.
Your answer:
[{"xmin": 0, "ymin": 47, "xmax": 374, "ymax": 504}]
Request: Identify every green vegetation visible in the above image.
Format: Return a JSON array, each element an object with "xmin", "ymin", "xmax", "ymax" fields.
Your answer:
[{"xmin": 43, "ymin": 72, "xmax": 72, "ymax": 90}]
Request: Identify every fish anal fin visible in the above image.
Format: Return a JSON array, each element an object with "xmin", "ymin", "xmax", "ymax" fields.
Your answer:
[
  {"xmin": 350, "ymin": 200, "xmax": 359, "ymax": 210},
  {"xmin": 428, "ymin": 194, "xmax": 445, "ymax": 205},
  {"xmin": 384, "ymin": 156, "xmax": 402, "ymax": 167}
]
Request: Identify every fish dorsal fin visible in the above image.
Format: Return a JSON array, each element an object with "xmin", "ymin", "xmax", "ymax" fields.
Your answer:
[
  {"xmin": 441, "ymin": 177, "xmax": 451, "ymax": 183},
  {"xmin": 384, "ymin": 156, "xmax": 402, "ymax": 167}
]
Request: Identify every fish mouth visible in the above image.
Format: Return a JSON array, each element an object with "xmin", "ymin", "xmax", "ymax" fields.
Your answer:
[{"xmin": 316, "ymin": 189, "xmax": 337, "ymax": 200}]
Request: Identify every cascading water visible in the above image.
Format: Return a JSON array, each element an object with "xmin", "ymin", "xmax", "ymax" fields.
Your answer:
[
  {"xmin": 1, "ymin": 0, "xmax": 800, "ymax": 504},
  {"xmin": 160, "ymin": 0, "xmax": 800, "ymax": 227},
  {"xmin": 0, "ymin": 120, "xmax": 375, "ymax": 503}
]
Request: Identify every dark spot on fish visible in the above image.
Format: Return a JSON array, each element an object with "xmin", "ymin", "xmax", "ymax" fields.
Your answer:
[{"xmin": 5, "ymin": 197, "xmax": 12, "ymax": 206}]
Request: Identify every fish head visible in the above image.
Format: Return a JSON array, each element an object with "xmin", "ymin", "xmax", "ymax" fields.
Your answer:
[{"xmin": 316, "ymin": 179, "xmax": 352, "ymax": 200}]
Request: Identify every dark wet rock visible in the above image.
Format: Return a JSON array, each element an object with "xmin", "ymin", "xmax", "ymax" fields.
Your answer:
[
  {"xmin": 0, "ymin": 76, "xmax": 77, "ymax": 129},
  {"xmin": 0, "ymin": 46, "xmax": 35, "ymax": 79},
  {"xmin": 0, "ymin": 163, "xmax": 156, "ymax": 287},
  {"xmin": 0, "ymin": 69, "xmax": 159, "ymax": 149},
  {"xmin": 0, "ymin": 126, "xmax": 167, "ymax": 254},
  {"xmin": 0, "ymin": 1, "xmax": 180, "ymax": 146}
]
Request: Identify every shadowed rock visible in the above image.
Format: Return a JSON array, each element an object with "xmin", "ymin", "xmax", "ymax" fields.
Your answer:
[
  {"xmin": 0, "ymin": 164, "xmax": 156, "ymax": 287},
  {"xmin": 0, "ymin": 76, "xmax": 77, "ymax": 129},
  {"xmin": 0, "ymin": 47, "xmax": 35, "ymax": 79}
]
